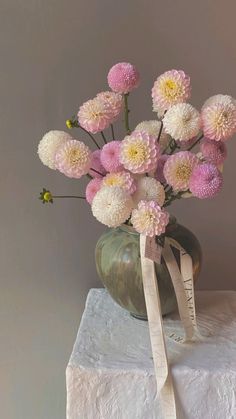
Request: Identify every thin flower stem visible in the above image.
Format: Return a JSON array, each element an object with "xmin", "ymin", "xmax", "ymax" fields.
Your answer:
[
  {"xmin": 101, "ymin": 131, "xmax": 107, "ymax": 144},
  {"xmin": 163, "ymin": 190, "xmax": 187, "ymax": 207},
  {"xmin": 75, "ymin": 123, "xmax": 101, "ymax": 149},
  {"xmin": 110, "ymin": 124, "xmax": 115, "ymax": 140},
  {"xmin": 163, "ymin": 139, "xmax": 179, "ymax": 155},
  {"xmin": 53, "ymin": 195, "xmax": 86, "ymax": 199},
  {"xmin": 157, "ymin": 121, "xmax": 163, "ymax": 143},
  {"xmin": 90, "ymin": 167, "xmax": 104, "ymax": 177},
  {"xmin": 170, "ymin": 142, "xmax": 179, "ymax": 154},
  {"xmin": 164, "ymin": 186, "xmax": 173, "ymax": 195},
  {"xmin": 187, "ymin": 134, "xmax": 204, "ymax": 151},
  {"xmin": 163, "ymin": 140, "xmax": 171, "ymax": 154},
  {"xmin": 124, "ymin": 93, "xmax": 131, "ymax": 135}
]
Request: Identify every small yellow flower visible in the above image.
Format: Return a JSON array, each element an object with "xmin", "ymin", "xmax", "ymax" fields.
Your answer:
[
  {"xmin": 39, "ymin": 188, "xmax": 53, "ymax": 204},
  {"xmin": 66, "ymin": 119, "xmax": 73, "ymax": 129}
]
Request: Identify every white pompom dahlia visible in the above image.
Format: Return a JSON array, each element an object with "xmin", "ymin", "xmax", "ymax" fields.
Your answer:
[
  {"xmin": 132, "ymin": 177, "xmax": 165, "ymax": 207},
  {"xmin": 163, "ymin": 103, "xmax": 201, "ymax": 142},
  {"xmin": 92, "ymin": 186, "xmax": 133, "ymax": 227},
  {"xmin": 38, "ymin": 130, "xmax": 72, "ymax": 170}
]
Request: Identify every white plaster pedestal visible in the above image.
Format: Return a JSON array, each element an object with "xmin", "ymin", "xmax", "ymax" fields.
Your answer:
[{"xmin": 66, "ymin": 289, "xmax": 236, "ymax": 419}]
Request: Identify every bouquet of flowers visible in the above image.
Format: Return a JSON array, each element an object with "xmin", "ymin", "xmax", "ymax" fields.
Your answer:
[{"xmin": 38, "ymin": 62, "xmax": 236, "ymax": 238}]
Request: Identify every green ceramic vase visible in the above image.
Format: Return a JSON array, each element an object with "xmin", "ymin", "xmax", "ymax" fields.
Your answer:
[{"xmin": 95, "ymin": 217, "xmax": 202, "ymax": 320}]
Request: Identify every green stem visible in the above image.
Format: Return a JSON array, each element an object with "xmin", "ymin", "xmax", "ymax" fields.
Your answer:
[
  {"xmin": 163, "ymin": 190, "xmax": 187, "ymax": 207},
  {"xmin": 124, "ymin": 93, "xmax": 131, "ymax": 135},
  {"xmin": 187, "ymin": 134, "xmax": 204, "ymax": 151},
  {"xmin": 71, "ymin": 120, "xmax": 101, "ymax": 149},
  {"xmin": 53, "ymin": 195, "xmax": 86, "ymax": 199},
  {"xmin": 163, "ymin": 139, "xmax": 179, "ymax": 155},
  {"xmin": 110, "ymin": 124, "xmax": 115, "ymax": 140},
  {"xmin": 101, "ymin": 131, "xmax": 107, "ymax": 144},
  {"xmin": 124, "ymin": 216, "xmax": 132, "ymax": 226},
  {"xmin": 157, "ymin": 120, "xmax": 163, "ymax": 143}
]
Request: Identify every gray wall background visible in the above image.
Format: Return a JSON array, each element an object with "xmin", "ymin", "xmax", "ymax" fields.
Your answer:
[{"xmin": 0, "ymin": 1, "xmax": 236, "ymax": 418}]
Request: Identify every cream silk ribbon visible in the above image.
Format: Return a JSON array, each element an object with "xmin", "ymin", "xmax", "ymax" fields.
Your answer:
[{"xmin": 140, "ymin": 234, "xmax": 199, "ymax": 419}]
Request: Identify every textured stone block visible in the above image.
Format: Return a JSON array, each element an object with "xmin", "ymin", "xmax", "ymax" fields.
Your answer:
[{"xmin": 66, "ymin": 289, "xmax": 236, "ymax": 419}]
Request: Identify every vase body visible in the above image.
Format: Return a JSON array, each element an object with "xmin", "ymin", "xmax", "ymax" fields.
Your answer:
[{"xmin": 95, "ymin": 217, "xmax": 202, "ymax": 320}]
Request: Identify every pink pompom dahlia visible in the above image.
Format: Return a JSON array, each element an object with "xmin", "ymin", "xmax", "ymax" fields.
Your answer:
[
  {"xmin": 152, "ymin": 69, "xmax": 191, "ymax": 113},
  {"xmin": 189, "ymin": 163, "xmax": 223, "ymax": 199},
  {"xmin": 163, "ymin": 151, "xmax": 198, "ymax": 191},
  {"xmin": 100, "ymin": 141, "xmax": 123, "ymax": 172},
  {"xmin": 78, "ymin": 98, "xmax": 114, "ymax": 134},
  {"xmin": 107, "ymin": 62, "xmax": 140, "ymax": 94},
  {"xmin": 201, "ymin": 99, "xmax": 236, "ymax": 141},
  {"xmin": 89, "ymin": 150, "xmax": 107, "ymax": 178},
  {"xmin": 86, "ymin": 178, "xmax": 102, "ymax": 204},
  {"xmin": 55, "ymin": 139, "xmax": 92, "ymax": 179},
  {"xmin": 102, "ymin": 171, "xmax": 136, "ymax": 194},
  {"xmin": 131, "ymin": 200, "xmax": 169, "ymax": 237},
  {"xmin": 200, "ymin": 139, "xmax": 227, "ymax": 166},
  {"xmin": 120, "ymin": 132, "xmax": 160, "ymax": 174},
  {"xmin": 96, "ymin": 91, "xmax": 123, "ymax": 120}
]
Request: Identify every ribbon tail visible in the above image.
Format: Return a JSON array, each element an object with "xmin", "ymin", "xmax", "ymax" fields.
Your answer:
[
  {"xmin": 140, "ymin": 234, "xmax": 177, "ymax": 419},
  {"xmin": 163, "ymin": 238, "xmax": 199, "ymax": 342}
]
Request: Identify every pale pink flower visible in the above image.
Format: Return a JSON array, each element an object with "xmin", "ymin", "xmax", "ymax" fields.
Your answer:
[
  {"xmin": 131, "ymin": 200, "xmax": 169, "ymax": 237},
  {"xmin": 152, "ymin": 70, "xmax": 191, "ymax": 113},
  {"xmin": 189, "ymin": 163, "xmax": 223, "ymax": 199},
  {"xmin": 202, "ymin": 94, "xmax": 236, "ymax": 110},
  {"xmin": 89, "ymin": 150, "xmax": 107, "ymax": 178},
  {"xmin": 100, "ymin": 141, "xmax": 123, "ymax": 172},
  {"xmin": 107, "ymin": 62, "xmax": 140, "ymax": 94},
  {"xmin": 86, "ymin": 178, "xmax": 102, "ymax": 204},
  {"xmin": 96, "ymin": 91, "xmax": 123, "ymax": 120},
  {"xmin": 55, "ymin": 139, "xmax": 92, "ymax": 179},
  {"xmin": 201, "ymin": 100, "xmax": 236, "ymax": 141},
  {"xmin": 102, "ymin": 171, "xmax": 136, "ymax": 194},
  {"xmin": 163, "ymin": 151, "xmax": 198, "ymax": 191},
  {"xmin": 120, "ymin": 132, "xmax": 160, "ymax": 174},
  {"xmin": 78, "ymin": 98, "xmax": 114, "ymax": 134},
  {"xmin": 134, "ymin": 120, "xmax": 171, "ymax": 152}
]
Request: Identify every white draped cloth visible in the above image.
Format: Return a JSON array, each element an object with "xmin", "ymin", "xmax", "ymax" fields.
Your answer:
[{"xmin": 66, "ymin": 289, "xmax": 236, "ymax": 419}]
